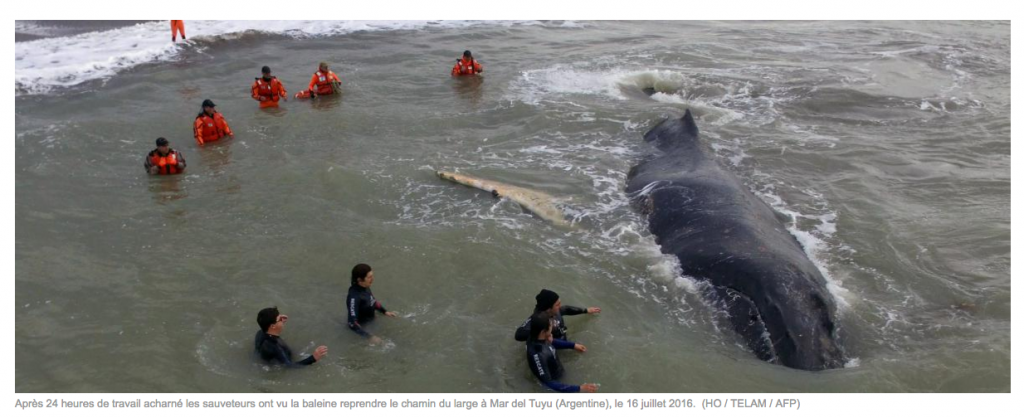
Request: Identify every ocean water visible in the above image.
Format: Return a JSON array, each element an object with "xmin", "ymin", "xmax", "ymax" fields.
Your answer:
[{"xmin": 14, "ymin": 20, "xmax": 1010, "ymax": 392}]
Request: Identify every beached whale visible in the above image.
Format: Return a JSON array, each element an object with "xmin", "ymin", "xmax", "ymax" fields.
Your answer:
[
  {"xmin": 436, "ymin": 171, "xmax": 574, "ymax": 228},
  {"xmin": 626, "ymin": 110, "xmax": 846, "ymax": 370}
]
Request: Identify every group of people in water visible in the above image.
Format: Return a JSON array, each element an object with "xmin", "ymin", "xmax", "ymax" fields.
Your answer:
[
  {"xmin": 143, "ymin": 50, "xmax": 483, "ymax": 173},
  {"xmin": 255, "ymin": 263, "xmax": 602, "ymax": 393},
  {"xmin": 150, "ymin": 24, "xmax": 590, "ymax": 392}
]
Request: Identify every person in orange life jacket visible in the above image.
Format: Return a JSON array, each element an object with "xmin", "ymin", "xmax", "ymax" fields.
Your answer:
[
  {"xmin": 451, "ymin": 50, "xmax": 483, "ymax": 76},
  {"xmin": 144, "ymin": 137, "xmax": 186, "ymax": 175},
  {"xmin": 171, "ymin": 20, "xmax": 186, "ymax": 42},
  {"xmin": 295, "ymin": 62, "xmax": 341, "ymax": 99},
  {"xmin": 193, "ymin": 99, "xmax": 234, "ymax": 146},
  {"xmin": 252, "ymin": 66, "xmax": 287, "ymax": 108}
]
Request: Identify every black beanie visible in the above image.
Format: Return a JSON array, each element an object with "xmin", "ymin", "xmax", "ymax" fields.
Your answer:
[{"xmin": 535, "ymin": 289, "xmax": 559, "ymax": 311}]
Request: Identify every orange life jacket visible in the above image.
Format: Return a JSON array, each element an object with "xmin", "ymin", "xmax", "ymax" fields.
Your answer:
[
  {"xmin": 452, "ymin": 58, "xmax": 482, "ymax": 76},
  {"xmin": 310, "ymin": 71, "xmax": 340, "ymax": 96},
  {"xmin": 252, "ymin": 77, "xmax": 286, "ymax": 107},
  {"xmin": 150, "ymin": 150, "xmax": 182, "ymax": 175},
  {"xmin": 194, "ymin": 112, "xmax": 233, "ymax": 145}
]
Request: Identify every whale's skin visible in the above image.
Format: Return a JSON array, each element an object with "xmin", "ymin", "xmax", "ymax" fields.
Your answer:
[{"xmin": 626, "ymin": 110, "xmax": 845, "ymax": 370}]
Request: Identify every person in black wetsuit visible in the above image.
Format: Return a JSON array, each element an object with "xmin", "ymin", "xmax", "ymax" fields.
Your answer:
[
  {"xmin": 346, "ymin": 263, "xmax": 398, "ymax": 345},
  {"xmin": 526, "ymin": 313, "xmax": 598, "ymax": 393},
  {"xmin": 254, "ymin": 306, "xmax": 328, "ymax": 366},
  {"xmin": 514, "ymin": 289, "xmax": 601, "ymax": 342}
]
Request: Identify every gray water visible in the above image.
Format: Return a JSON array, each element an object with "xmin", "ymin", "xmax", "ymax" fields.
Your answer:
[{"xmin": 15, "ymin": 21, "xmax": 1010, "ymax": 393}]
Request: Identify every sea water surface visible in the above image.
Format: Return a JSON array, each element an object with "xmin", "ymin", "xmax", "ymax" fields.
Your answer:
[{"xmin": 15, "ymin": 20, "xmax": 1010, "ymax": 392}]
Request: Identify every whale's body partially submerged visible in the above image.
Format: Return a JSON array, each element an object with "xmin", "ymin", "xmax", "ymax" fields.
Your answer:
[{"xmin": 627, "ymin": 110, "xmax": 846, "ymax": 370}]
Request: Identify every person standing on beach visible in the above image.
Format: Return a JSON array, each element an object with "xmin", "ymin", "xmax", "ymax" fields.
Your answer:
[
  {"xmin": 251, "ymin": 66, "xmax": 287, "ymax": 108},
  {"xmin": 254, "ymin": 306, "xmax": 328, "ymax": 367},
  {"xmin": 514, "ymin": 289, "xmax": 601, "ymax": 342},
  {"xmin": 193, "ymin": 99, "xmax": 234, "ymax": 146},
  {"xmin": 171, "ymin": 20, "xmax": 186, "ymax": 42},
  {"xmin": 346, "ymin": 264, "xmax": 398, "ymax": 345}
]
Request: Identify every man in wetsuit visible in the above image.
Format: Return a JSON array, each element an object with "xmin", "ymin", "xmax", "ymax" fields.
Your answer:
[
  {"xmin": 254, "ymin": 307, "xmax": 328, "ymax": 366},
  {"xmin": 347, "ymin": 264, "xmax": 398, "ymax": 345},
  {"xmin": 514, "ymin": 289, "xmax": 601, "ymax": 342},
  {"xmin": 526, "ymin": 313, "xmax": 598, "ymax": 393}
]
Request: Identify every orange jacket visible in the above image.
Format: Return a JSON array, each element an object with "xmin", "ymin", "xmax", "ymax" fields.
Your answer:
[
  {"xmin": 193, "ymin": 112, "xmax": 233, "ymax": 145},
  {"xmin": 308, "ymin": 70, "xmax": 341, "ymax": 96},
  {"xmin": 452, "ymin": 58, "xmax": 483, "ymax": 76},
  {"xmin": 252, "ymin": 76, "xmax": 287, "ymax": 108},
  {"xmin": 146, "ymin": 149, "xmax": 185, "ymax": 175}
]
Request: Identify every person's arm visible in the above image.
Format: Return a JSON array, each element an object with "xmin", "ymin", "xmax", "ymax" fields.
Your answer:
[
  {"xmin": 560, "ymin": 305, "xmax": 588, "ymax": 316},
  {"xmin": 474, "ymin": 61, "xmax": 483, "ymax": 74},
  {"xmin": 144, "ymin": 153, "xmax": 153, "ymax": 170},
  {"xmin": 260, "ymin": 340, "xmax": 298, "ymax": 366},
  {"xmin": 514, "ymin": 318, "xmax": 530, "ymax": 342},
  {"xmin": 530, "ymin": 351, "xmax": 580, "ymax": 393},
  {"xmin": 219, "ymin": 114, "xmax": 234, "ymax": 137},
  {"xmin": 308, "ymin": 74, "xmax": 318, "ymax": 96},
  {"xmin": 373, "ymin": 299, "xmax": 387, "ymax": 314},
  {"xmin": 347, "ymin": 295, "xmax": 371, "ymax": 338},
  {"xmin": 552, "ymin": 339, "xmax": 575, "ymax": 350},
  {"xmin": 277, "ymin": 80, "xmax": 287, "ymax": 100},
  {"xmin": 252, "ymin": 81, "xmax": 262, "ymax": 101},
  {"xmin": 193, "ymin": 118, "xmax": 204, "ymax": 145}
]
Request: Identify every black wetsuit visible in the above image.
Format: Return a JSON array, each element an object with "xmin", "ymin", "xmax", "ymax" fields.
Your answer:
[
  {"xmin": 526, "ymin": 338, "xmax": 579, "ymax": 393},
  {"xmin": 254, "ymin": 330, "xmax": 316, "ymax": 366},
  {"xmin": 347, "ymin": 285, "xmax": 387, "ymax": 337},
  {"xmin": 514, "ymin": 305, "xmax": 588, "ymax": 342}
]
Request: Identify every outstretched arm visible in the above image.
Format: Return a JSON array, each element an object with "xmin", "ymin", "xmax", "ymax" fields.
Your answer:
[{"xmin": 560, "ymin": 305, "xmax": 590, "ymax": 316}]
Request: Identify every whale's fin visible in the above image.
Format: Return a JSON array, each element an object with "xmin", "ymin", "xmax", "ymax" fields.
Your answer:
[
  {"xmin": 680, "ymin": 108, "xmax": 699, "ymax": 139},
  {"xmin": 645, "ymin": 109, "xmax": 701, "ymax": 153}
]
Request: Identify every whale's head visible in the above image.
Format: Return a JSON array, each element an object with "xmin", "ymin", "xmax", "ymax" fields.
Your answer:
[
  {"xmin": 768, "ymin": 284, "xmax": 847, "ymax": 370},
  {"xmin": 701, "ymin": 243, "xmax": 847, "ymax": 371}
]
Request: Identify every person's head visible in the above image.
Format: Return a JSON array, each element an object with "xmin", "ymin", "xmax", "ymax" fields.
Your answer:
[
  {"xmin": 534, "ymin": 289, "xmax": 561, "ymax": 314},
  {"xmin": 155, "ymin": 137, "xmax": 169, "ymax": 153},
  {"xmin": 463, "ymin": 50, "xmax": 473, "ymax": 59},
  {"xmin": 319, "ymin": 62, "xmax": 329, "ymax": 72},
  {"xmin": 202, "ymin": 99, "xmax": 216, "ymax": 115},
  {"xmin": 529, "ymin": 312, "xmax": 554, "ymax": 342},
  {"xmin": 261, "ymin": 66, "xmax": 272, "ymax": 80},
  {"xmin": 351, "ymin": 263, "xmax": 373, "ymax": 288},
  {"xmin": 257, "ymin": 306, "xmax": 285, "ymax": 333}
]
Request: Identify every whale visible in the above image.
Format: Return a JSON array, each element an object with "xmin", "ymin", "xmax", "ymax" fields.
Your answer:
[
  {"xmin": 436, "ymin": 171, "xmax": 574, "ymax": 228},
  {"xmin": 626, "ymin": 110, "xmax": 846, "ymax": 370}
]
